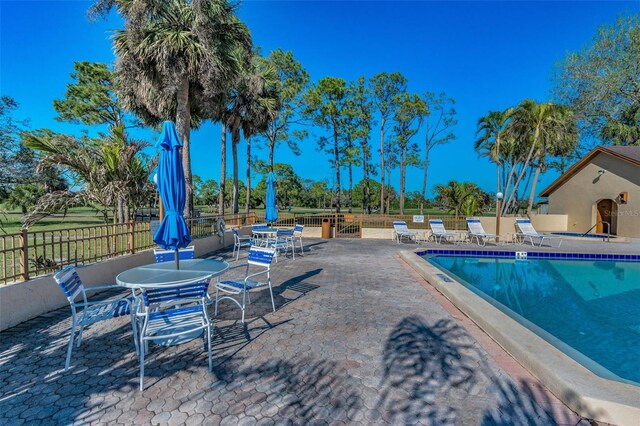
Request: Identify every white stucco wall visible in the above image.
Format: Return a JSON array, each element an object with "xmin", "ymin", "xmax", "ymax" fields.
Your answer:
[{"xmin": 0, "ymin": 232, "xmax": 234, "ymax": 331}]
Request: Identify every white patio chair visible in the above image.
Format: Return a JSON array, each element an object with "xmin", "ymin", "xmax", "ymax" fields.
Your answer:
[
  {"xmin": 392, "ymin": 221, "xmax": 418, "ymax": 244},
  {"xmin": 293, "ymin": 224, "xmax": 304, "ymax": 254},
  {"xmin": 466, "ymin": 217, "xmax": 501, "ymax": 246},
  {"xmin": 54, "ymin": 265, "xmax": 138, "ymax": 372},
  {"xmin": 137, "ymin": 281, "xmax": 213, "ymax": 390},
  {"xmin": 428, "ymin": 219, "xmax": 458, "ymax": 244},
  {"xmin": 231, "ymin": 228, "xmax": 255, "ymax": 260},
  {"xmin": 153, "ymin": 246, "xmax": 195, "ymax": 263},
  {"xmin": 251, "ymin": 223, "xmax": 269, "ymax": 246},
  {"xmin": 515, "ymin": 218, "xmax": 563, "ymax": 248},
  {"xmin": 269, "ymin": 228, "xmax": 295, "ymax": 261},
  {"xmin": 214, "ymin": 246, "xmax": 276, "ymax": 323}
]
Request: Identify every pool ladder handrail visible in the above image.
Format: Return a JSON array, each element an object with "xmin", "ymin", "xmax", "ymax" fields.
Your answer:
[{"xmin": 582, "ymin": 221, "xmax": 610, "ymax": 242}]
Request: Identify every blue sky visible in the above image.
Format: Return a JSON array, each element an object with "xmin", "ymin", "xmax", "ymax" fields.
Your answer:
[{"xmin": 2, "ymin": 1, "xmax": 639, "ymax": 197}]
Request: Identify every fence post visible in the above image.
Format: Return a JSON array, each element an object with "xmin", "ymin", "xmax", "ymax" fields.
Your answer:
[
  {"xmin": 19, "ymin": 229, "xmax": 29, "ymax": 281},
  {"xmin": 128, "ymin": 220, "xmax": 135, "ymax": 254}
]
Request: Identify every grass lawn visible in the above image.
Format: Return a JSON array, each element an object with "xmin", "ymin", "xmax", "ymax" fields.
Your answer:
[
  {"xmin": 1, "ymin": 207, "xmax": 113, "ymax": 234},
  {"xmin": 1, "ymin": 205, "xmax": 494, "ymax": 235}
]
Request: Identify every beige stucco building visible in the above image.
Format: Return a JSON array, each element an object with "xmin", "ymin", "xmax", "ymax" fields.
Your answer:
[{"xmin": 540, "ymin": 146, "xmax": 640, "ymax": 238}]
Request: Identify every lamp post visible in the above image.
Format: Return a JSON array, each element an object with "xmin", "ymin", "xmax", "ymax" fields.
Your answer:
[
  {"xmin": 153, "ymin": 173, "xmax": 164, "ymax": 222},
  {"xmin": 496, "ymin": 191, "xmax": 503, "ymax": 241}
]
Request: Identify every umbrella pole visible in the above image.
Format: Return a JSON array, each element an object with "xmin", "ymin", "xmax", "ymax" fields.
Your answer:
[{"xmin": 175, "ymin": 249, "xmax": 180, "ymax": 270}]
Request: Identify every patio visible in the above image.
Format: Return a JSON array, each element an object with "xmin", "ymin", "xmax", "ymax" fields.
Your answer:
[{"xmin": 0, "ymin": 237, "xmax": 615, "ymax": 425}]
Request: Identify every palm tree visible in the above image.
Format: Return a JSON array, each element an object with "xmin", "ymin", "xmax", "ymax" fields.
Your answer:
[
  {"xmin": 475, "ymin": 108, "xmax": 513, "ymax": 196},
  {"xmin": 434, "ymin": 180, "xmax": 488, "ymax": 217},
  {"xmin": 223, "ymin": 49, "xmax": 278, "ymax": 214},
  {"xmin": 103, "ymin": 0, "xmax": 251, "ymax": 219},
  {"xmin": 23, "ymin": 126, "xmax": 155, "ymax": 226},
  {"xmin": 504, "ymin": 100, "xmax": 577, "ymax": 215}
]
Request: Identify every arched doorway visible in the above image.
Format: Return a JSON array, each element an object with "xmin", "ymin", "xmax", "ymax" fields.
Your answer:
[{"xmin": 596, "ymin": 199, "xmax": 617, "ymax": 234}]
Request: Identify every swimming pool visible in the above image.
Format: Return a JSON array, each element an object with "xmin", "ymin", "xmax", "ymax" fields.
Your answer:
[
  {"xmin": 426, "ymin": 254, "xmax": 640, "ymax": 385},
  {"xmin": 551, "ymin": 231, "xmax": 615, "ymax": 240}
]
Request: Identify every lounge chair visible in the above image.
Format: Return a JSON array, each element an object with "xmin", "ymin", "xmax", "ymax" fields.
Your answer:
[
  {"xmin": 429, "ymin": 219, "xmax": 458, "ymax": 244},
  {"xmin": 392, "ymin": 221, "xmax": 418, "ymax": 244},
  {"xmin": 466, "ymin": 217, "xmax": 501, "ymax": 246},
  {"xmin": 515, "ymin": 218, "xmax": 563, "ymax": 248}
]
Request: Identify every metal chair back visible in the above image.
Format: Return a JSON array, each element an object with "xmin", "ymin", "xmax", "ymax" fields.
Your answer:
[{"xmin": 153, "ymin": 246, "xmax": 195, "ymax": 263}]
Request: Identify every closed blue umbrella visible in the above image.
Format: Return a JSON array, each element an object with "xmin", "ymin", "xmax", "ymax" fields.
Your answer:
[
  {"xmin": 153, "ymin": 121, "xmax": 191, "ymax": 269},
  {"xmin": 265, "ymin": 172, "xmax": 278, "ymax": 224}
]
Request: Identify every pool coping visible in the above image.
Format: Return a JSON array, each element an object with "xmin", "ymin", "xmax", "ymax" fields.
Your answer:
[{"xmin": 400, "ymin": 249, "xmax": 640, "ymax": 426}]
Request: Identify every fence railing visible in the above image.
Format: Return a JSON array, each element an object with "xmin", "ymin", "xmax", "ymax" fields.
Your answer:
[
  {"xmin": 1, "ymin": 212, "xmax": 465, "ymax": 285},
  {"xmin": 0, "ymin": 212, "xmax": 257, "ymax": 285},
  {"xmin": 270, "ymin": 213, "xmax": 467, "ymax": 231}
]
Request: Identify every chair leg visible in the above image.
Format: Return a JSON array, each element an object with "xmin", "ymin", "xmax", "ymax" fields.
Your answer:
[
  {"xmin": 241, "ymin": 289, "xmax": 247, "ymax": 323},
  {"xmin": 65, "ymin": 322, "xmax": 76, "ymax": 372},
  {"xmin": 214, "ymin": 287, "xmax": 220, "ymax": 316},
  {"xmin": 207, "ymin": 324, "xmax": 213, "ymax": 371},
  {"xmin": 76, "ymin": 325, "xmax": 84, "ymax": 347},
  {"xmin": 236, "ymin": 245, "xmax": 240, "ymax": 261},
  {"xmin": 268, "ymin": 281, "xmax": 275, "ymax": 313},
  {"xmin": 131, "ymin": 312, "xmax": 140, "ymax": 356},
  {"xmin": 139, "ymin": 339, "xmax": 145, "ymax": 391}
]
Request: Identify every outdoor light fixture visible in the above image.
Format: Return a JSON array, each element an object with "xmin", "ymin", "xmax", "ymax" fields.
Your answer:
[
  {"xmin": 496, "ymin": 192, "xmax": 504, "ymax": 200},
  {"xmin": 598, "ymin": 169, "xmax": 606, "ymax": 176}
]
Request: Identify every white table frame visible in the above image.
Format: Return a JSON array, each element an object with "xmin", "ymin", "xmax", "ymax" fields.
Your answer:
[{"xmin": 116, "ymin": 259, "xmax": 229, "ymax": 345}]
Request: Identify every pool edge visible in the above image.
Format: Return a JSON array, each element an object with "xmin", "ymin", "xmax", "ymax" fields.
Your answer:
[{"xmin": 399, "ymin": 249, "xmax": 640, "ymax": 426}]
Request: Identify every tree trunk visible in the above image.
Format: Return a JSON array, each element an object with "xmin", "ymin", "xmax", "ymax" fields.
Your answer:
[
  {"xmin": 231, "ymin": 121, "xmax": 240, "ymax": 215},
  {"xmin": 379, "ymin": 117, "xmax": 385, "ymax": 214},
  {"xmin": 526, "ymin": 166, "xmax": 541, "ymax": 216},
  {"xmin": 501, "ymin": 161, "xmax": 517, "ymax": 216},
  {"xmin": 503, "ymin": 126, "xmax": 539, "ymax": 215},
  {"xmin": 420, "ymin": 150, "xmax": 430, "ymax": 215},
  {"xmin": 269, "ymin": 136, "xmax": 275, "ymax": 172},
  {"xmin": 175, "ymin": 75, "xmax": 193, "ymax": 219},
  {"xmin": 245, "ymin": 136, "xmax": 251, "ymax": 215},
  {"xmin": 333, "ymin": 126, "xmax": 341, "ymax": 213},
  {"xmin": 348, "ymin": 162, "xmax": 353, "ymax": 214},
  {"xmin": 218, "ymin": 124, "xmax": 226, "ymax": 216},
  {"xmin": 399, "ymin": 152, "xmax": 406, "ymax": 215},
  {"xmin": 362, "ymin": 142, "xmax": 370, "ymax": 213}
]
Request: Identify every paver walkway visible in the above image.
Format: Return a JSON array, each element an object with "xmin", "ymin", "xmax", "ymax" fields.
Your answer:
[{"xmin": 0, "ymin": 239, "xmax": 601, "ymax": 425}]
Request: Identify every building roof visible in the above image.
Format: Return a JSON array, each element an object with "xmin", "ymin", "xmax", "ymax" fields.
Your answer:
[
  {"xmin": 539, "ymin": 145, "xmax": 640, "ymax": 197},
  {"xmin": 604, "ymin": 145, "xmax": 640, "ymax": 163}
]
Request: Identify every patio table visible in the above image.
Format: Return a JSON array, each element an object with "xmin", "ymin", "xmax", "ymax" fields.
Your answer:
[{"xmin": 116, "ymin": 259, "xmax": 229, "ymax": 345}]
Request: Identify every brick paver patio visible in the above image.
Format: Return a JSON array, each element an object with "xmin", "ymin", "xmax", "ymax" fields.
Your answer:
[{"xmin": 1, "ymin": 238, "xmax": 614, "ymax": 425}]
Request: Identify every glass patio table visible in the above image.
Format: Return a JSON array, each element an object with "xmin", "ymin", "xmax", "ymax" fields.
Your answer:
[{"xmin": 116, "ymin": 259, "xmax": 229, "ymax": 345}]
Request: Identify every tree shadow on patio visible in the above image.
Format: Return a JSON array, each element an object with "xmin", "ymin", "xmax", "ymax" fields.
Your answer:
[
  {"xmin": 207, "ymin": 355, "xmax": 364, "ymax": 424},
  {"xmin": 376, "ymin": 315, "xmax": 481, "ymax": 424},
  {"xmin": 481, "ymin": 376, "xmax": 602, "ymax": 425},
  {"xmin": 212, "ymin": 268, "xmax": 321, "ymax": 322}
]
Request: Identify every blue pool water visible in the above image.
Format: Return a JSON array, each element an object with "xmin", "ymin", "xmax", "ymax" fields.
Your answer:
[
  {"xmin": 427, "ymin": 255, "xmax": 640, "ymax": 385},
  {"xmin": 551, "ymin": 232, "xmax": 614, "ymax": 239}
]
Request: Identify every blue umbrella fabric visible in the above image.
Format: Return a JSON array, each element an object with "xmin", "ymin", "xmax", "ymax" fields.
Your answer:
[
  {"xmin": 153, "ymin": 121, "xmax": 191, "ymax": 264},
  {"xmin": 265, "ymin": 172, "xmax": 278, "ymax": 224}
]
